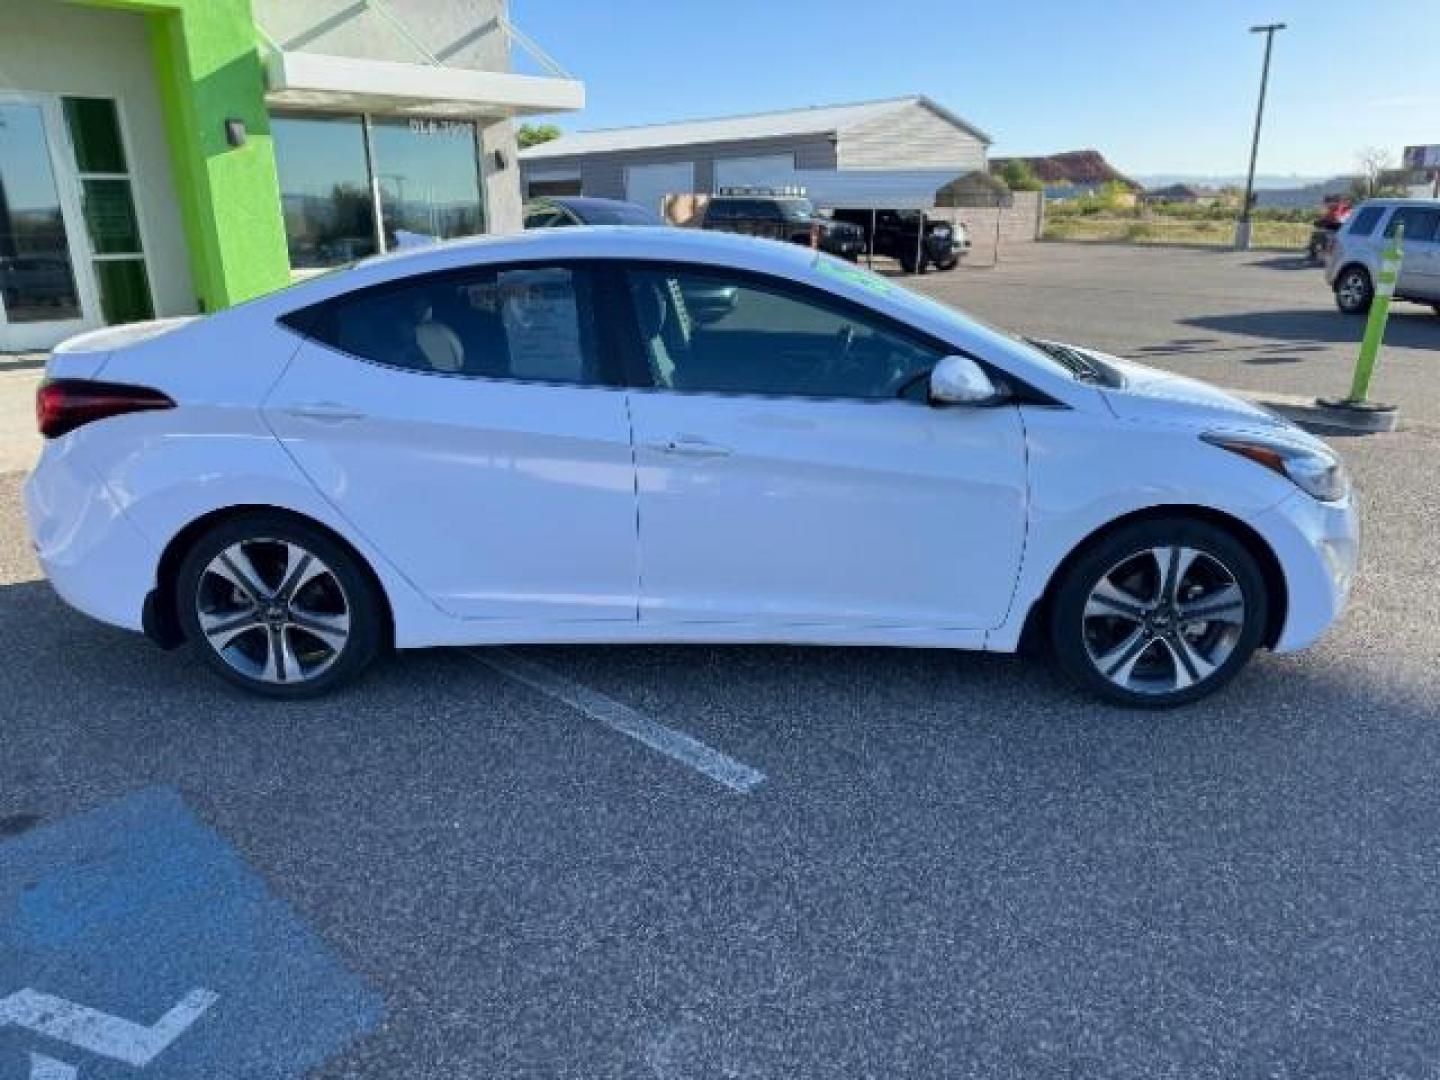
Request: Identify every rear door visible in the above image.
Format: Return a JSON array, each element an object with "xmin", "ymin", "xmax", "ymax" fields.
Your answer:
[
  {"xmin": 1384, "ymin": 207, "xmax": 1440, "ymax": 298},
  {"xmin": 619, "ymin": 262, "xmax": 1027, "ymax": 633},
  {"xmin": 266, "ymin": 262, "xmax": 639, "ymax": 625}
]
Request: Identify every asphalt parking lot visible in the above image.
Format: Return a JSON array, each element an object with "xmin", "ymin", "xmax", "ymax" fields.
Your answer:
[{"xmin": 2, "ymin": 244, "xmax": 1438, "ymax": 1078}]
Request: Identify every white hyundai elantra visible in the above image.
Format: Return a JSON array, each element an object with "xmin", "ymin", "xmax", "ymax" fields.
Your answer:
[{"xmin": 26, "ymin": 229, "xmax": 1357, "ymax": 706}]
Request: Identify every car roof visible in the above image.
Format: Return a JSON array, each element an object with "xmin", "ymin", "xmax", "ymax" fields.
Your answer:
[
  {"xmin": 304, "ymin": 227, "xmax": 818, "ymax": 291},
  {"xmin": 1358, "ymin": 197, "xmax": 1440, "ymax": 208}
]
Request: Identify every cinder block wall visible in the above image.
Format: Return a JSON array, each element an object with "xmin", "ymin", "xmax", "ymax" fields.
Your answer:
[{"xmin": 932, "ymin": 192, "xmax": 1042, "ymax": 246}]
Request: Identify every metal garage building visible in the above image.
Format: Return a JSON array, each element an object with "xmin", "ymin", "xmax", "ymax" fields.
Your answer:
[{"xmin": 519, "ymin": 96, "xmax": 991, "ymax": 213}]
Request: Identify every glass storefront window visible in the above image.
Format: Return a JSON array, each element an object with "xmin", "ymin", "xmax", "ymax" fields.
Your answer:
[
  {"xmin": 0, "ymin": 101, "xmax": 82, "ymax": 323},
  {"xmin": 63, "ymin": 97, "xmax": 127, "ymax": 174},
  {"xmin": 62, "ymin": 96, "xmax": 153, "ymax": 324},
  {"xmin": 271, "ymin": 114, "xmax": 378, "ymax": 270},
  {"xmin": 370, "ymin": 118, "xmax": 485, "ymax": 247},
  {"xmin": 271, "ymin": 112, "xmax": 486, "ymax": 269}
]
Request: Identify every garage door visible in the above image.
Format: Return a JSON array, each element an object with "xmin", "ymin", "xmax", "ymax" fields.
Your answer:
[
  {"xmin": 625, "ymin": 162, "xmax": 695, "ymax": 214},
  {"xmin": 713, "ymin": 154, "xmax": 797, "ymax": 191}
]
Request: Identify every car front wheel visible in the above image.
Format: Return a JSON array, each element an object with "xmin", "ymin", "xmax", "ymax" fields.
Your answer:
[
  {"xmin": 1049, "ymin": 519, "xmax": 1269, "ymax": 707},
  {"xmin": 176, "ymin": 513, "xmax": 384, "ymax": 698},
  {"xmin": 1334, "ymin": 266, "xmax": 1373, "ymax": 314}
]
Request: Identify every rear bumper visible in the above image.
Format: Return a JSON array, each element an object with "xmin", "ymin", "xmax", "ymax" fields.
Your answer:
[
  {"xmin": 24, "ymin": 442, "xmax": 158, "ymax": 633},
  {"xmin": 1249, "ymin": 488, "xmax": 1360, "ymax": 652}
]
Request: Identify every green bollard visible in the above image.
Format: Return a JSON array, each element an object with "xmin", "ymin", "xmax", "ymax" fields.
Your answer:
[
  {"xmin": 1347, "ymin": 222, "xmax": 1402, "ymax": 403},
  {"xmin": 1315, "ymin": 221, "xmax": 1402, "ymax": 432}
]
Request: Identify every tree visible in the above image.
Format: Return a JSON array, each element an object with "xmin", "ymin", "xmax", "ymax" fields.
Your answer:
[
  {"xmin": 997, "ymin": 159, "xmax": 1044, "ymax": 192},
  {"xmin": 518, "ymin": 123, "xmax": 561, "ymax": 149},
  {"xmin": 1351, "ymin": 146, "xmax": 1405, "ymax": 199}
]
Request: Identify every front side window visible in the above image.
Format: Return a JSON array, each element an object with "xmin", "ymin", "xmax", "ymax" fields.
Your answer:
[
  {"xmin": 625, "ymin": 266, "xmax": 944, "ymax": 399},
  {"xmin": 296, "ymin": 265, "xmax": 608, "ymax": 385},
  {"xmin": 1346, "ymin": 206, "xmax": 1384, "ymax": 237}
]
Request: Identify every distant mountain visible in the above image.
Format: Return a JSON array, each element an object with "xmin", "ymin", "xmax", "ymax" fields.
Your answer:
[{"xmin": 1132, "ymin": 173, "xmax": 1336, "ymax": 191}]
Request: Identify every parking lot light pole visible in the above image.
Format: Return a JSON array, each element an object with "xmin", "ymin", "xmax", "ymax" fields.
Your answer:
[{"xmin": 1236, "ymin": 22, "xmax": 1286, "ymax": 251}]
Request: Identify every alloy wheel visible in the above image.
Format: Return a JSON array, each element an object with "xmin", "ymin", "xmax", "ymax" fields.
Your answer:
[
  {"xmin": 1337, "ymin": 271, "xmax": 1368, "ymax": 310},
  {"xmin": 1081, "ymin": 545, "xmax": 1247, "ymax": 695},
  {"xmin": 195, "ymin": 539, "xmax": 351, "ymax": 685}
]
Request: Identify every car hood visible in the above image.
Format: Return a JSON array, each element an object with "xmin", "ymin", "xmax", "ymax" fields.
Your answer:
[{"xmin": 1080, "ymin": 349, "xmax": 1293, "ymax": 433}]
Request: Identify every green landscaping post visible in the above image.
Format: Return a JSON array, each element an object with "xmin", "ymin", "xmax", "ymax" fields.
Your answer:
[{"xmin": 1347, "ymin": 223, "xmax": 1403, "ymax": 403}]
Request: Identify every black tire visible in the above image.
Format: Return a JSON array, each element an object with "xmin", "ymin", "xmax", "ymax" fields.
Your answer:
[
  {"xmin": 1334, "ymin": 265, "xmax": 1374, "ymax": 314},
  {"xmin": 175, "ymin": 512, "xmax": 384, "ymax": 698},
  {"xmin": 935, "ymin": 257, "xmax": 959, "ymax": 272},
  {"xmin": 1048, "ymin": 518, "xmax": 1269, "ymax": 708},
  {"xmin": 898, "ymin": 254, "xmax": 917, "ymax": 274}
]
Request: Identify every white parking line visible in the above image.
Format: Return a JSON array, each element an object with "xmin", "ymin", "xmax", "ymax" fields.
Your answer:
[{"xmin": 469, "ymin": 649, "xmax": 765, "ymax": 794}]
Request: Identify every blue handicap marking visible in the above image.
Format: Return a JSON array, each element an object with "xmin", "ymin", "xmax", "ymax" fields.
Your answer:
[{"xmin": 0, "ymin": 788, "xmax": 384, "ymax": 1078}]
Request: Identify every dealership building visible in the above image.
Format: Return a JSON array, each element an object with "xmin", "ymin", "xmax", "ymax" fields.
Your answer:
[
  {"xmin": 519, "ymin": 96, "xmax": 992, "ymax": 211},
  {"xmin": 0, "ymin": 0, "xmax": 582, "ymax": 351}
]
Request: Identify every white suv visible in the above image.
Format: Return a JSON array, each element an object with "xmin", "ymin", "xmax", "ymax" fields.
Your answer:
[{"xmin": 1325, "ymin": 198, "xmax": 1440, "ymax": 315}]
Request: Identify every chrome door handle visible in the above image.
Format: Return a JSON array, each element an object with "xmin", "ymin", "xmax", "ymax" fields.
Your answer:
[
  {"xmin": 284, "ymin": 402, "xmax": 367, "ymax": 423},
  {"xmin": 647, "ymin": 437, "xmax": 731, "ymax": 458}
]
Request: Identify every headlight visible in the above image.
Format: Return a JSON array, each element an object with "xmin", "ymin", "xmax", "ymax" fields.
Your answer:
[{"xmin": 1201, "ymin": 431, "xmax": 1350, "ymax": 502}]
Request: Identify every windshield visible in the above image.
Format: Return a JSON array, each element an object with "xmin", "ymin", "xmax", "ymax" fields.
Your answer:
[
  {"xmin": 811, "ymin": 254, "xmax": 1090, "ymax": 383},
  {"xmin": 779, "ymin": 198, "xmax": 817, "ymax": 221},
  {"xmin": 582, "ymin": 203, "xmax": 662, "ymax": 226}
]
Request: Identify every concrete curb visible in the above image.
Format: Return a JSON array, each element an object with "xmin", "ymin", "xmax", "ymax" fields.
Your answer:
[{"xmin": 1236, "ymin": 389, "xmax": 1400, "ymax": 435}]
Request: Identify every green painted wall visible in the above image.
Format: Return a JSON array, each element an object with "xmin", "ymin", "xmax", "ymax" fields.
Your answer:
[{"xmin": 81, "ymin": 0, "xmax": 291, "ymax": 310}]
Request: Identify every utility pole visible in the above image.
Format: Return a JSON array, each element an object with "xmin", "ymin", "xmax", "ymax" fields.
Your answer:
[{"xmin": 1236, "ymin": 22, "xmax": 1286, "ymax": 251}]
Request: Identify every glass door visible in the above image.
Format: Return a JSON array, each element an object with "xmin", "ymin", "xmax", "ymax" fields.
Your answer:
[{"xmin": 0, "ymin": 96, "xmax": 98, "ymax": 352}]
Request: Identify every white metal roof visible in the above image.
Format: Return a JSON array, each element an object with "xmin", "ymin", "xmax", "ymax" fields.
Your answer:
[
  {"xmin": 790, "ymin": 169, "xmax": 974, "ymax": 210},
  {"xmin": 520, "ymin": 96, "xmax": 990, "ymax": 160}
]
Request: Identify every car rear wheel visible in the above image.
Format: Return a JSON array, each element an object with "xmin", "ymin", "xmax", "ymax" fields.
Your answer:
[
  {"xmin": 176, "ymin": 513, "xmax": 384, "ymax": 698},
  {"xmin": 1049, "ymin": 519, "xmax": 1269, "ymax": 707},
  {"xmin": 1334, "ymin": 265, "xmax": 1373, "ymax": 314}
]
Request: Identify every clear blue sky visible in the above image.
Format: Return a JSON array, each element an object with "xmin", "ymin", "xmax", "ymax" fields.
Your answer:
[{"xmin": 512, "ymin": 0, "xmax": 1439, "ymax": 178}]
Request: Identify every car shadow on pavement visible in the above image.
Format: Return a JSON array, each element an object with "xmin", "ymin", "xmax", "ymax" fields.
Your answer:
[
  {"xmin": 1247, "ymin": 255, "xmax": 1319, "ymax": 272},
  {"xmin": 1181, "ymin": 309, "xmax": 1436, "ymax": 348}
]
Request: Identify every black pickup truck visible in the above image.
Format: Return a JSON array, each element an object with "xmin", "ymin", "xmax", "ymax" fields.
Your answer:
[
  {"xmin": 831, "ymin": 209, "xmax": 967, "ymax": 273},
  {"xmin": 701, "ymin": 193, "xmax": 866, "ymax": 260}
]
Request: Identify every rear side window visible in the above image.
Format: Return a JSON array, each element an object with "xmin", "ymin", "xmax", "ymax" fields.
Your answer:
[
  {"xmin": 1383, "ymin": 207, "xmax": 1440, "ymax": 242},
  {"xmin": 287, "ymin": 265, "xmax": 613, "ymax": 385},
  {"xmin": 1346, "ymin": 206, "xmax": 1384, "ymax": 236}
]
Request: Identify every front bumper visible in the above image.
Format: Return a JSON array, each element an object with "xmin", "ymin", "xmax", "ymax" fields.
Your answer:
[
  {"xmin": 24, "ymin": 441, "xmax": 158, "ymax": 633},
  {"xmin": 1248, "ymin": 488, "xmax": 1360, "ymax": 652}
]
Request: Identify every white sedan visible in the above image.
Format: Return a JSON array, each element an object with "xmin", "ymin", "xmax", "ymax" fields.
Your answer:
[{"xmin": 26, "ymin": 229, "xmax": 1358, "ymax": 706}]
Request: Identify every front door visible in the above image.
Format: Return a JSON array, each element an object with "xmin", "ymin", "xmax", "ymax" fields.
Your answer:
[
  {"xmin": 621, "ymin": 263, "xmax": 1028, "ymax": 632},
  {"xmin": 0, "ymin": 96, "xmax": 98, "ymax": 352},
  {"xmin": 265, "ymin": 262, "xmax": 639, "ymax": 624}
]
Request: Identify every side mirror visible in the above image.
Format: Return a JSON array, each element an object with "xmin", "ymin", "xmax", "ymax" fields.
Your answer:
[{"xmin": 928, "ymin": 355, "xmax": 1004, "ymax": 406}]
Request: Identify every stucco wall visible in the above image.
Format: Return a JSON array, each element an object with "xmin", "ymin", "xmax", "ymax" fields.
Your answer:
[
  {"xmin": 0, "ymin": 2, "xmax": 195, "ymax": 316},
  {"xmin": 253, "ymin": 0, "xmax": 509, "ymax": 71}
]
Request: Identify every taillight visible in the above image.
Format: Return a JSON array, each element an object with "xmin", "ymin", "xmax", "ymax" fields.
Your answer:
[{"xmin": 36, "ymin": 379, "xmax": 175, "ymax": 439}]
